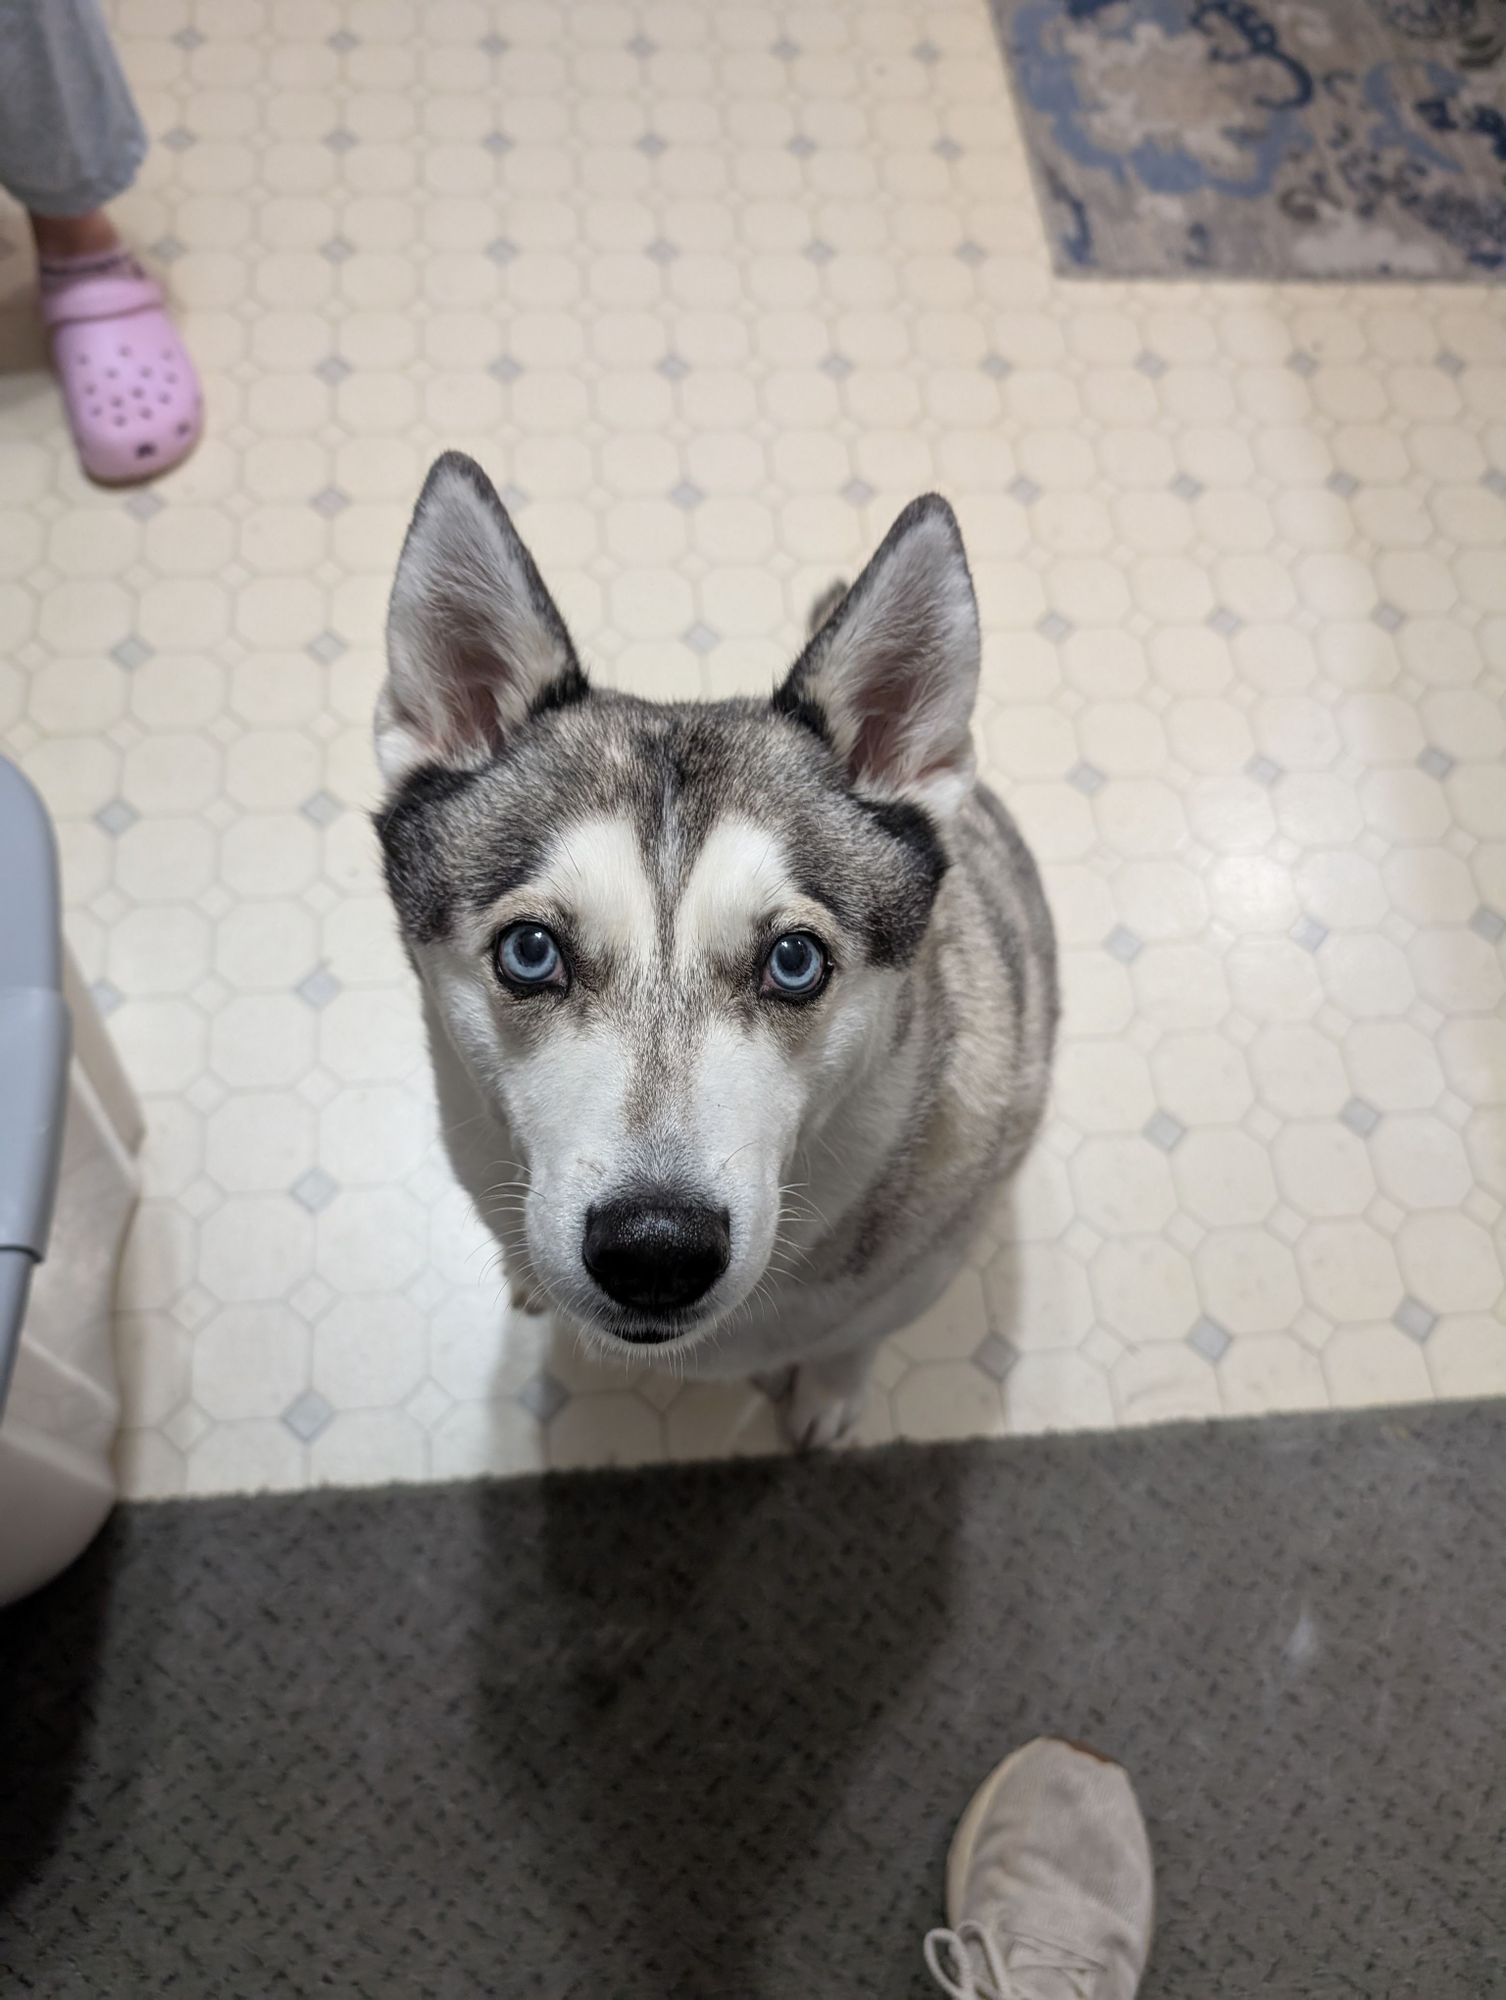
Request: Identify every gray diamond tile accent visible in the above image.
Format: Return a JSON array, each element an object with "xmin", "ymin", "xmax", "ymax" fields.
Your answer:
[
  {"xmin": 481, "ymin": 129, "xmax": 512, "ymax": 155},
  {"xmin": 124, "ymin": 491, "xmax": 164, "ymax": 522},
  {"xmin": 912, "ymin": 37, "xmax": 941, "ymax": 62},
  {"xmin": 1144, "ymin": 1110, "xmax": 1186, "ymax": 1152},
  {"xmin": 974, "ymin": 1332, "xmax": 1017, "ymax": 1381},
  {"xmin": 1009, "ymin": 475, "xmax": 1041, "ymax": 506},
  {"xmin": 771, "ymin": 33, "xmax": 800, "ymax": 58},
  {"xmin": 657, "ymin": 352, "xmax": 689, "ymax": 382},
  {"xmin": 934, "ymin": 136, "xmax": 963, "ymax": 161},
  {"xmin": 488, "ymin": 354, "xmax": 523, "ymax": 384},
  {"xmin": 296, "ymin": 966, "xmax": 341, "ymax": 1009},
  {"xmin": 804, "ymin": 238, "xmax": 835, "ymax": 265},
  {"xmin": 1288, "ymin": 349, "xmax": 1318, "ymax": 377},
  {"xmin": 955, "ymin": 239, "xmax": 986, "ymax": 267},
  {"xmin": 519, "ymin": 1371, "xmax": 568, "ymax": 1423},
  {"xmin": 820, "ymin": 352, "xmax": 852, "ymax": 379},
  {"xmin": 94, "ymin": 799, "xmax": 138, "ymax": 837},
  {"xmin": 1245, "ymin": 753, "xmax": 1282, "ymax": 787},
  {"xmin": 1170, "ymin": 472, "xmax": 1203, "ymax": 501},
  {"xmin": 646, "ymin": 237, "xmax": 679, "ymax": 264},
  {"xmin": 1207, "ymin": 606, "xmax": 1243, "ymax": 637},
  {"xmin": 479, "ymin": 31, "xmax": 508, "ymax": 55},
  {"xmin": 1416, "ymin": 744, "xmax": 1454, "ymax": 780},
  {"xmin": 485, "ymin": 236, "xmax": 518, "ymax": 265},
  {"xmin": 161, "ymin": 126, "xmax": 196, "ymax": 152},
  {"xmin": 669, "ymin": 480, "xmax": 704, "ymax": 510},
  {"xmin": 1435, "ymin": 349, "xmax": 1465, "ymax": 378},
  {"xmin": 637, "ymin": 132, "xmax": 667, "ymax": 158},
  {"xmin": 1394, "ymin": 1296, "xmax": 1436, "ymax": 1344},
  {"xmin": 1068, "ymin": 761, "xmax": 1106, "ymax": 797},
  {"xmin": 90, "ymin": 978, "xmax": 124, "ymax": 1017},
  {"xmin": 315, "ymin": 354, "xmax": 351, "ymax": 385},
  {"xmin": 980, "ymin": 352, "xmax": 1012, "ymax": 379},
  {"xmin": 292, "ymin": 1167, "xmax": 339, "ymax": 1214},
  {"xmin": 323, "ymin": 127, "xmax": 357, "ymax": 153},
  {"xmin": 1469, "ymin": 905, "xmax": 1505, "ymax": 944},
  {"xmin": 1484, "ymin": 469, "xmax": 1506, "ymax": 499},
  {"xmin": 111, "ymin": 634, "xmax": 153, "ymax": 669},
  {"xmin": 1326, "ymin": 470, "xmax": 1359, "ymax": 498},
  {"xmin": 1105, "ymin": 923, "xmax": 1142, "ymax": 962},
  {"xmin": 1187, "ymin": 1316, "xmax": 1230, "ymax": 1363},
  {"xmin": 150, "ymin": 234, "xmax": 185, "ymax": 264},
  {"xmin": 283, "ymin": 1389, "xmax": 334, "ymax": 1441},
  {"xmin": 1037, "ymin": 611, "xmax": 1072, "ymax": 643},
  {"xmin": 300, "ymin": 789, "xmax": 343, "ymax": 827},
  {"xmin": 1340, "ymin": 1097, "xmax": 1380, "ymax": 1137},
  {"xmin": 684, "ymin": 621, "xmax": 718, "ymax": 655},
  {"xmin": 307, "ymin": 630, "xmax": 347, "ymax": 665},
  {"xmin": 842, "ymin": 477, "xmax": 875, "ymax": 506},
  {"xmin": 320, "ymin": 235, "xmax": 353, "ymax": 264},
  {"xmin": 626, "ymin": 32, "xmax": 658, "ymax": 57},
  {"xmin": 1135, "ymin": 349, "xmax": 1166, "ymax": 379},
  {"xmin": 311, "ymin": 485, "xmax": 349, "ymax": 518},
  {"xmin": 1291, "ymin": 913, "xmax": 1328, "ymax": 953},
  {"xmin": 1372, "ymin": 601, "xmax": 1405, "ymax": 633},
  {"xmin": 328, "ymin": 28, "xmax": 359, "ymax": 51},
  {"xmin": 172, "ymin": 25, "xmax": 204, "ymax": 48},
  {"xmin": 787, "ymin": 134, "xmax": 817, "ymax": 158}
]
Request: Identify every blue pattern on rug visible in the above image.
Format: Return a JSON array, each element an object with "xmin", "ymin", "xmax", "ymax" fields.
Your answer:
[{"xmin": 991, "ymin": 0, "xmax": 1506, "ymax": 279}]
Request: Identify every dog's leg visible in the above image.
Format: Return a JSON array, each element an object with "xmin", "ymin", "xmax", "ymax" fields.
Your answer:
[
  {"xmin": 752, "ymin": 1365, "xmax": 796, "ymax": 1402},
  {"xmin": 784, "ymin": 1346, "xmax": 876, "ymax": 1452}
]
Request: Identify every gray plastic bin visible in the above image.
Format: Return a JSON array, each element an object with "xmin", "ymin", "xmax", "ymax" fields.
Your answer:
[{"xmin": 0, "ymin": 754, "xmax": 143, "ymax": 1603}]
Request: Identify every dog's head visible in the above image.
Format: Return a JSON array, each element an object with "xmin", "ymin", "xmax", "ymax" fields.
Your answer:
[{"xmin": 375, "ymin": 453, "xmax": 980, "ymax": 1356}]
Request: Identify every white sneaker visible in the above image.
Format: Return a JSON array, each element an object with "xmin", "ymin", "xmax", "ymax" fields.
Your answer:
[{"xmin": 923, "ymin": 1737, "xmax": 1154, "ymax": 2000}]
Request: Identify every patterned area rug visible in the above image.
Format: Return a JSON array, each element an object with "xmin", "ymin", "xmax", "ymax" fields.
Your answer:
[{"xmin": 990, "ymin": 0, "xmax": 1506, "ymax": 278}]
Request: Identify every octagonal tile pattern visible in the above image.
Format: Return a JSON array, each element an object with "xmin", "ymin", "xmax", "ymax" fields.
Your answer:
[{"xmin": 3, "ymin": 0, "xmax": 1503, "ymax": 1498}]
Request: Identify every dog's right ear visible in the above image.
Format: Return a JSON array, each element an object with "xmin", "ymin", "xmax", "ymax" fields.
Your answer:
[{"xmin": 376, "ymin": 452, "xmax": 587, "ymax": 786}]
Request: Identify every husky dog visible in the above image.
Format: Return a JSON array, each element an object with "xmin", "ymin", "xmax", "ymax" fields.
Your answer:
[{"xmin": 374, "ymin": 454, "xmax": 1058, "ymax": 1446}]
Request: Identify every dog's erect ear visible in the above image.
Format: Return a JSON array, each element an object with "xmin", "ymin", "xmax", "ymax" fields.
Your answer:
[
  {"xmin": 773, "ymin": 495, "xmax": 980, "ymax": 819},
  {"xmin": 377, "ymin": 452, "xmax": 587, "ymax": 785}
]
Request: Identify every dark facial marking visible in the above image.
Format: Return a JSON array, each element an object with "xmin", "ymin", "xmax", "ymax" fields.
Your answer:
[
  {"xmin": 374, "ymin": 762, "xmax": 487, "ymax": 945},
  {"xmin": 380, "ymin": 690, "xmax": 952, "ymax": 974}
]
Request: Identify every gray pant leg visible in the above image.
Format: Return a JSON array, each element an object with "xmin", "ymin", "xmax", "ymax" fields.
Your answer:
[{"xmin": 0, "ymin": 0, "xmax": 146, "ymax": 216}]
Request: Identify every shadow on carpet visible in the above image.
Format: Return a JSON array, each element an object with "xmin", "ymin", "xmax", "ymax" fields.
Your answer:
[{"xmin": 3, "ymin": 1403, "xmax": 1505, "ymax": 1997}]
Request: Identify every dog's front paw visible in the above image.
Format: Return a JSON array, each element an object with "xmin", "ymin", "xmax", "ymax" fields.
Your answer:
[{"xmin": 784, "ymin": 1365, "xmax": 867, "ymax": 1452}]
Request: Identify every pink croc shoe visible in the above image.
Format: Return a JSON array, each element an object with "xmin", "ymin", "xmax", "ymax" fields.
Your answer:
[{"xmin": 40, "ymin": 255, "xmax": 202, "ymax": 484}]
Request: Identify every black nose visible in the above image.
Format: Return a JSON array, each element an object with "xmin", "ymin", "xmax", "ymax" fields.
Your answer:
[{"xmin": 582, "ymin": 1196, "xmax": 731, "ymax": 1317}]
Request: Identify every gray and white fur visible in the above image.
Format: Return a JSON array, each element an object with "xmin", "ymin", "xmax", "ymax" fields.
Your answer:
[{"xmin": 373, "ymin": 453, "xmax": 1058, "ymax": 1446}]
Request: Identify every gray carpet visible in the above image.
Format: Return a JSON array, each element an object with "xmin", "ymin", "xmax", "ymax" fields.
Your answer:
[{"xmin": 3, "ymin": 1405, "xmax": 1505, "ymax": 1998}]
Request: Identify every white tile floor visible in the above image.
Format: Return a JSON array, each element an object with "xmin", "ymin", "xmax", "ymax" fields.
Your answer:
[{"xmin": 2, "ymin": 0, "xmax": 1504, "ymax": 1499}]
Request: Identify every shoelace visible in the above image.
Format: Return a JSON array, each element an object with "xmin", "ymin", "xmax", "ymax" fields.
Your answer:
[{"xmin": 923, "ymin": 1920, "xmax": 1098, "ymax": 1999}]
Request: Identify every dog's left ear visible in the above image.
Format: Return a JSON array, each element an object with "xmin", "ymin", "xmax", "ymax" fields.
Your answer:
[
  {"xmin": 774, "ymin": 495, "xmax": 980, "ymax": 819},
  {"xmin": 377, "ymin": 451, "xmax": 587, "ymax": 786}
]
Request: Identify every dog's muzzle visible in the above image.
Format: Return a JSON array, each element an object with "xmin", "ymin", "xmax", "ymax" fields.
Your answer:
[{"xmin": 582, "ymin": 1194, "xmax": 731, "ymax": 1327}]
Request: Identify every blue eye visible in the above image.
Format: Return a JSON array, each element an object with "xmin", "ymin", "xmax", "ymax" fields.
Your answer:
[
  {"xmin": 496, "ymin": 923, "xmax": 565, "ymax": 989},
  {"xmin": 763, "ymin": 932, "xmax": 829, "ymax": 999}
]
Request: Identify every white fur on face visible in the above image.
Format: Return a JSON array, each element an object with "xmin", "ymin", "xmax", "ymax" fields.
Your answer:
[
  {"xmin": 422, "ymin": 811, "xmax": 895, "ymax": 1355},
  {"xmin": 673, "ymin": 817, "xmax": 788, "ymax": 971},
  {"xmin": 527, "ymin": 813, "xmax": 658, "ymax": 967}
]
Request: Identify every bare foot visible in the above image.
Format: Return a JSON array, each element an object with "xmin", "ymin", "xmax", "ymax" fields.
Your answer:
[{"xmin": 30, "ymin": 208, "xmax": 123, "ymax": 265}]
